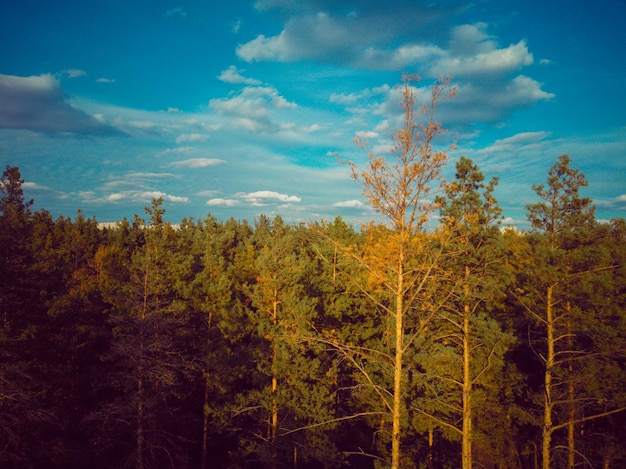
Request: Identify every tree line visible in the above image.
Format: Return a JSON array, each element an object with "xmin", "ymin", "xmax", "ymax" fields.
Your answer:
[{"xmin": 1, "ymin": 77, "xmax": 625, "ymax": 469}]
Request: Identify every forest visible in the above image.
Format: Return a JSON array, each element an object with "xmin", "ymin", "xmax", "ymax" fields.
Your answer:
[{"xmin": 1, "ymin": 78, "xmax": 625, "ymax": 469}]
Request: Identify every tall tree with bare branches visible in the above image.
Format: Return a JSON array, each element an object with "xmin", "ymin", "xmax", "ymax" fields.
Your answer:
[{"xmin": 318, "ymin": 74, "xmax": 455, "ymax": 468}]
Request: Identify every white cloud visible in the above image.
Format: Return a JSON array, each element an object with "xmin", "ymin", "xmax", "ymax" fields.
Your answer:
[
  {"xmin": 432, "ymin": 76, "xmax": 554, "ymax": 125},
  {"xmin": 166, "ymin": 194, "xmax": 189, "ymax": 203},
  {"xmin": 126, "ymin": 120, "xmax": 156, "ymax": 130},
  {"xmin": 161, "ymin": 146, "xmax": 196, "ymax": 155},
  {"xmin": 209, "ymin": 85, "xmax": 297, "ymax": 132},
  {"xmin": 107, "ymin": 193, "xmax": 126, "ymax": 201},
  {"xmin": 207, "ymin": 198, "xmax": 239, "ymax": 207},
  {"xmin": 478, "ymin": 131, "xmax": 552, "ymax": 155},
  {"xmin": 356, "ymin": 43, "xmax": 444, "ymax": 70},
  {"xmin": 333, "ymin": 199, "xmax": 364, "ymax": 208},
  {"xmin": 218, "ymin": 65, "xmax": 262, "ymax": 85},
  {"xmin": 356, "ymin": 130, "xmax": 379, "ymax": 139},
  {"xmin": 138, "ymin": 190, "xmax": 188, "ymax": 203},
  {"xmin": 210, "ymin": 86, "xmax": 295, "ymax": 116},
  {"xmin": 448, "ymin": 23, "xmax": 496, "ymax": 55},
  {"xmin": 237, "ymin": 6, "xmax": 451, "ymax": 68},
  {"xmin": 430, "ymin": 40, "xmax": 533, "ymax": 78},
  {"xmin": 169, "ymin": 158, "xmax": 226, "ymax": 168},
  {"xmin": 96, "ymin": 77, "xmax": 116, "ymax": 84},
  {"xmin": 61, "ymin": 69, "xmax": 87, "ymax": 78},
  {"xmin": 22, "ymin": 181, "xmax": 49, "ymax": 190},
  {"xmin": 302, "ymin": 123, "xmax": 322, "ymax": 132},
  {"xmin": 330, "ymin": 85, "xmax": 390, "ymax": 106},
  {"xmin": 175, "ymin": 133, "xmax": 206, "ymax": 143},
  {"xmin": 243, "ymin": 190, "xmax": 301, "ymax": 205}
]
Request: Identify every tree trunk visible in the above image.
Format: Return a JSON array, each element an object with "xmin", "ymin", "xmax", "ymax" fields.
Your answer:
[
  {"xmin": 462, "ymin": 271, "xmax": 473, "ymax": 469},
  {"xmin": 201, "ymin": 310, "xmax": 214, "ymax": 469},
  {"xmin": 427, "ymin": 424, "xmax": 434, "ymax": 469},
  {"xmin": 542, "ymin": 285, "xmax": 555, "ymax": 469},
  {"xmin": 270, "ymin": 295, "xmax": 279, "ymax": 469},
  {"xmin": 201, "ymin": 376, "xmax": 210, "ymax": 469},
  {"xmin": 391, "ymin": 254, "xmax": 404, "ymax": 469},
  {"xmin": 137, "ymin": 373, "xmax": 145, "ymax": 469},
  {"xmin": 566, "ymin": 303, "xmax": 575, "ymax": 469}
]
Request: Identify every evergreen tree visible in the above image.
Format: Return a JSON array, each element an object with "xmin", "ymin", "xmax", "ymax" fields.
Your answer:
[
  {"xmin": 423, "ymin": 156, "xmax": 514, "ymax": 469},
  {"xmin": 229, "ymin": 216, "xmax": 341, "ymax": 467},
  {"xmin": 90, "ymin": 199, "xmax": 193, "ymax": 468},
  {"xmin": 517, "ymin": 155, "xmax": 626, "ymax": 469}
]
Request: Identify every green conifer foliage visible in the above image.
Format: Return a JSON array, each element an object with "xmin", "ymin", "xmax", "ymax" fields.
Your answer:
[
  {"xmin": 419, "ymin": 156, "xmax": 514, "ymax": 469},
  {"xmin": 517, "ymin": 155, "xmax": 626, "ymax": 469}
]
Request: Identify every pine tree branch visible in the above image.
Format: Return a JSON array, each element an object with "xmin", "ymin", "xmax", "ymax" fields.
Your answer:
[
  {"xmin": 551, "ymin": 406, "xmax": 626, "ymax": 432},
  {"xmin": 279, "ymin": 412, "xmax": 386, "ymax": 436},
  {"xmin": 411, "ymin": 407, "xmax": 462, "ymax": 436}
]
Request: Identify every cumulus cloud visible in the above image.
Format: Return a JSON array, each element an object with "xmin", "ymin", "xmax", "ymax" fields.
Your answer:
[
  {"xmin": 440, "ymin": 76, "xmax": 554, "ymax": 124},
  {"xmin": 333, "ymin": 199, "xmax": 364, "ymax": 208},
  {"xmin": 236, "ymin": 7, "xmax": 551, "ymax": 128},
  {"xmin": 237, "ymin": 4, "xmax": 453, "ymax": 69},
  {"xmin": 369, "ymin": 75, "xmax": 553, "ymax": 126},
  {"xmin": 0, "ymin": 73, "xmax": 120, "ymax": 134},
  {"xmin": 209, "ymin": 85, "xmax": 296, "ymax": 132},
  {"xmin": 218, "ymin": 65, "xmax": 262, "ymax": 85},
  {"xmin": 96, "ymin": 77, "xmax": 116, "ymax": 84},
  {"xmin": 103, "ymin": 190, "xmax": 188, "ymax": 204},
  {"xmin": 355, "ymin": 130, "xmax": 379, "ymax": 139},
  {"xmin": 355, "ymin": 44, "xmax": 444, "ymax": 70},
  {"xmin": 169, "ymin": 158, "xmax": 226, "ymax": 168},
  {"xmin": 207, "ymin": 198, "xmax": 239, "ymax": 207},
  {"xmin": 237, "ymin": 13, "xmax": 355, "ymax": 63},
  {"xmin": 302, "ymin": 123, "xmax": 322, "ymax": 132},
  {"xmin": 430, "ymin": 39, "xmax": 533, "ymax": 78},
  {"xmin": 243, "ymin": 190, "xmax": 301, "ymax": 206}
]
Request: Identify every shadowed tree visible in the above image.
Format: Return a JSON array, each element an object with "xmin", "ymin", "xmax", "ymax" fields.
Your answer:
[
  {"xmin": 0, "ymin": 166, "xmax": 42, "ymax": 466},
  {"xmin": 92, "ymin": 199, "xmax": 192, "ymax": 469},
  {"xmin": 516, "ymin": 155, "xmax": 626, "ymax": 469},
  {"xmin": 229, "ymin": 216, "xmax": 341, "ymax": 468},
  {"xmin": 416, "ymin": 156, "xmax": 514, "ymax": 469}
]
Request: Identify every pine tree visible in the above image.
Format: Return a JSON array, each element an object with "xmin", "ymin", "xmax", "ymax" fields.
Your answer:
[
  {"xmin": 230, "ymin": 216, "xmax": 341, "ymax": 467},
  {"xmin": 517, "ymin": 155, "xmax": 626, "ymax": 469},
  {"xmin": 91, "ymin": 199, "xmax": 192, "ymax": 468},
  {"xmin": 424, "ymin": 157, "xmax": 514, "ymax": 469}
]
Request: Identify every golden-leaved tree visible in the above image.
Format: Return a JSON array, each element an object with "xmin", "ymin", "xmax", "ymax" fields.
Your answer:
[{"xmin": 320, "ymin": 74, "xmax": 455, "ymax": 469}]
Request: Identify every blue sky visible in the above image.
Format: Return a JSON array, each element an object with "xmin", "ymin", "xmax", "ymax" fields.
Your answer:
[{"xmin": 1, "ymin": 0, "xmax": 625, "ymax": 228}]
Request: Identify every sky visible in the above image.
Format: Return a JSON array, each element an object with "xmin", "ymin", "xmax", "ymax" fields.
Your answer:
[{"xmin": 1, "ymin": 0, "xmax": 625, "ymax": 228}]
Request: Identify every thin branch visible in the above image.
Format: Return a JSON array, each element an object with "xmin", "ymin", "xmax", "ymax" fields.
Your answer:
[
  {"xmin": 280, "ymin": 412, "xmax": 385, "ymax": 436},
  {"xmin": 412, "ymin": 407, "xmax": 462, "ymax": 436},
  {"xmin": 551, "ymin": 406, "xmax": 626, "ymax": 432}
]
